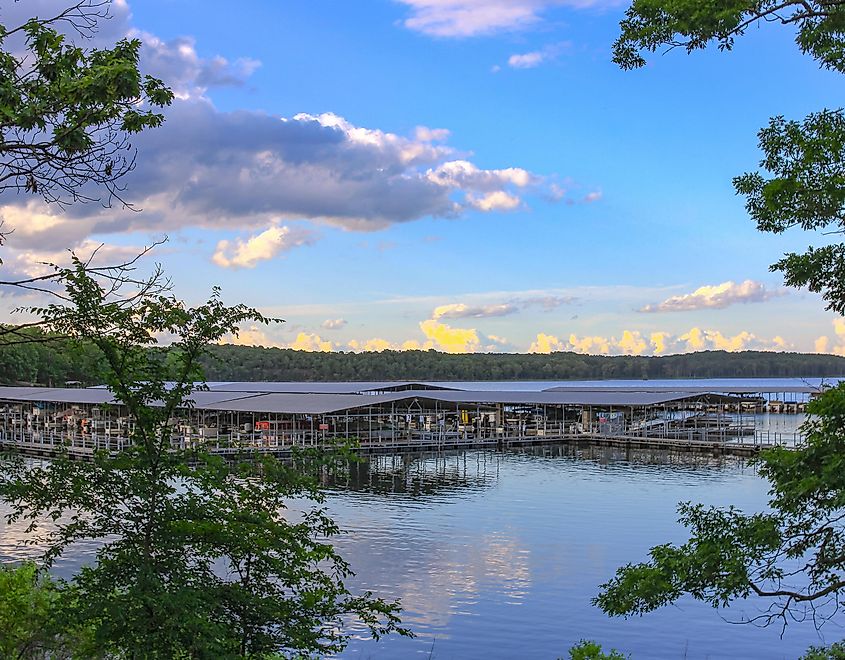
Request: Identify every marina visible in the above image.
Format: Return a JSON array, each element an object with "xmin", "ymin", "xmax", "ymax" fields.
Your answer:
[{"xmin": 0, "ymin": 380, "xmax": 822, "ymax": 459}]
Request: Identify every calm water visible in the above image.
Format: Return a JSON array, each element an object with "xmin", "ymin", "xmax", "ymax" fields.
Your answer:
[
  {"xmin": 0, "ymin": 446, "xmax": 833, "ymax": 659},
  {"xmin": 316, "ymin": 446, "xmax": 834, "ymax": 659}
]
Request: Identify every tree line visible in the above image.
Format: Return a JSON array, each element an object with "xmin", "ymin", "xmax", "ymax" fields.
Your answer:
[{"xmin": 3, "ymin": 334, "xmax": 845, "ymax": 385}]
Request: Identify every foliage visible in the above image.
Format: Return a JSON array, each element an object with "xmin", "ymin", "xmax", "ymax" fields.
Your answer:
[
  {"xmin": 0, "ymin": 0, "xmax": 173, "ymax": 208},
  {"xmin": 804, "ymin": 641, "xmax": 845, "ymax": 659},
  {"xmin": 1, "ymin": 334, "xmax": 844, "ymax": 385},
  {"xmin": 0, "ymin": 256, "xmax": 409, "ymax": 657},
  {"xmin": 567, "ymin": 639, "xmax": 628, "ymax": 659},
  {"xmin": 614, "ymin": 0, "xmax": 845, "ymax": 313},
  {"xmin": 0, "ymin": 561, "xmax": 97, "ymax": 659}
]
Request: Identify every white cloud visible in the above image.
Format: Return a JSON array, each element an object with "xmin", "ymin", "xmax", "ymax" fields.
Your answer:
[
  {"xmin": 508, "ymin": 51, "xmax": 545, "ymax": 68},
  {"xmin": 506, "ymin": 42, "xmax": 570, "ymax": 69},
  {"xmin": 396, "ymin": 0, "xmax": 617, "ymax": 37},
  {"xmin": 433, "ymin": 303, "xmax": 518, "ymax": 319},
  {"xmin": 212, "ymin": 225, "xmax": 316, "ymax": 269},
  {"xmin": 640, "ymin": 280, "xmax": 782, "ymax": 313},
  {"xmin": 414, "ymin": 126, "xmax": 451, "ymax": 142},
  {"xmin": 321, "ymin": 318, "xmax": 347, "ymax": 330},
  {"xmin": 467, "ymin": 190, "xmax": 521, "ymax": 211},
  {"xmin": 131, "ymin": 30, "xmax": 261, "ymax": 99}
]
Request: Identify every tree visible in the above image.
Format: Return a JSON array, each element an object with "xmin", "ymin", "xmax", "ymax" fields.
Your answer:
[
  {"xmin": 595, "ymin": 0, "xmax": 845, "ymax": 649},
  {"xmin": 0, "ymin": 255, "xmax": 409, "ymax": 657},
  {"xmin": 0, "ymin": 0, "xmax": 173, "ymax": 209}
]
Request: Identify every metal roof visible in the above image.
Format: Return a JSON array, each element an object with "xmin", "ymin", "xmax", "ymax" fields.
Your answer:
[
  {"xmin": 0, "ymin": 386, "xmax": 68, "ymax": 400},
  {"xmin": 191, "ymin": 392, "xmax": 412, "ymax": 414},
  {"xmin": 189, "ymin": 390, "xmax": 739, "ymax": 413},
  {"xmin": 398, "ymin": 390, "xmax": 739, "ymax": 407},
  {"xmin": 205, "ymin": 381, "xmax": 459, "ymax": 394},
  {"xmin": 541, "ymin": 385, "xmax": 821, "ymax": 394},
  {"xmin": 0, "ymin": 387, "xmax": 117, "ymax": 405},
  {"xmin": 0, "ymin": 385, "xmax": 750, "ymax": 413}
]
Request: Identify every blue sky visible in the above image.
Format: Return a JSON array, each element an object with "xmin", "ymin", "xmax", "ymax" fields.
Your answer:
[{"xmin": 3, "ymin": 0, "xmax": 844, "ymax": 355}]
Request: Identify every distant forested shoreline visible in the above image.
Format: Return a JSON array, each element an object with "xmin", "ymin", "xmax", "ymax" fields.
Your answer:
[{"xmin": 3, "ymin": 337, "xmax": 845, "ymax": 386}]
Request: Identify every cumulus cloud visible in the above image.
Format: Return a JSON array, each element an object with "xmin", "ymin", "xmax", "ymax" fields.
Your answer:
[
  {"xmin": 396, "ymin": 0, "xmax": 616, "ymax": 37},
  {"xmin": 814, "ymin": 319, "xmax": 845, "ymax": 356},
  {"xmin": 529, "ymin": 327, "xmax": 790, "ymax": 355},
  {"xmin": 220, "ymin": 325, "xmax": 280, "ymax": 348},
  {"xmin": 640, "ymin": 280, "xmax": 782, "ymax": 313},
  {"xmin": 321, "ymin": 318, "xmax": 347, "ymax": 330},
  {"xmin": 212, "ymin": 224, "xmax": 316, "ymax": 269},
  {"xmin": 347, "ymin": 337, "xmax": 395, "ymax": 352},
  {"xmin": 466, "ymin": 190, "xmax": 521, "ymax": 211},
  {"xmin": 131, "ymin": 30, "xmax": 261, "ymax": 99},
  {"xmin": 289, "ymin": 332, "xmax": 334, "ymax": 352},
  {"xmin": 2, "ymin": 2, "xmax": 260, "ymax": 100},
  {"xmin": 418, "ymin": 319, "xmax": 481, "ymax": 353},
  {"xmin": 3, "ymin": 103, "xmax": 566, "ymax": 251}
]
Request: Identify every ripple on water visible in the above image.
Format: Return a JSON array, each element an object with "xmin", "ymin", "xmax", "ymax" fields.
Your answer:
[{"xmin": 0, "ymin": 446, "xmax": 826, "ymax": 659}]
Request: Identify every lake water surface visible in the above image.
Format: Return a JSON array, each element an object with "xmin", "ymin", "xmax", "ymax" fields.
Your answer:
[{"xmin": 323, "ymin": 445, "xmax": 833, "ymax": 659}]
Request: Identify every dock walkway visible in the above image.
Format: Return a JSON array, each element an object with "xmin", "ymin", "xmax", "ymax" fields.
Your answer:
[{"xmin": 0, "ymin": 429, "xmax": 799, "ymax": 461}]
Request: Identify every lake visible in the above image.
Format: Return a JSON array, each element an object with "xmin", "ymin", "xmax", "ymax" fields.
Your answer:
[{"xmin": 319, "ymin": 444, "xmax": 829, "ymax": 659}]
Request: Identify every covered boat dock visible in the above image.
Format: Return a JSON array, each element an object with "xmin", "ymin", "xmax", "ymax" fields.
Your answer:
[{"xmin": 0, "ymin": 381, "xmax": 815, "ymax": 458}]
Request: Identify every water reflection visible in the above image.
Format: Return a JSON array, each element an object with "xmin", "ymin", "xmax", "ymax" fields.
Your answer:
[{"xmin": 0, "ymin": 445, "xmax": 829, "ymax": 659}]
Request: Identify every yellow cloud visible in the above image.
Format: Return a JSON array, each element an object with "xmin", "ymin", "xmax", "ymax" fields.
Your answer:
[
  {"xmin": 617, "ymin": 330, "xmax": 647, "ymax": 355},
  {"xmin": 347, "ymin": 337, "xmax": 394, "ymax": 352},
  {"xmin": 219, "ymin": 325, "xmax": 278, "ymax": 348},
  {"xmin": 212, "ymin": 224, "xmax": 313, "ymax": 268},
  {"xmin": 568, "ymin": 334, "xmax": 611, "ymax": 355},
  {"xmin": 650, "ymin": 331, "xmax": 671, "ymax": 355},
  {"xmin": 528, "ymin": 332, "xmax": 565, "ymax": 354},
  {"xmin": 289, "ymin": 332, "xmax": 333, "ymax": 352},
  {"xmin": 419, "ymin": 319, "xmax": 480, "ymax": 353}
]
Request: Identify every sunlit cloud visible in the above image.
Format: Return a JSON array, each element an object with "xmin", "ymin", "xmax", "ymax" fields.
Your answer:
[
  {"xmin": 212, "ymin": 225, "xmax": 316, "ymax": 268},
  {"xmin": 289, "ymin": 332, "xmax": 334, "ymax": 352},
  {"xmin": 220, "ymin": 326, "xmax": 280, "ymax": 348},
  {"xmin": 529, "ymin": 327, "xmax": 790, "ymax": 355},
  {"xmin": 321, "ymin": 318, "xmax": 348, "ymax": 330},
  {"xmin": 419, "ymin": 319, "xmax": 481, "ymax": 353},
  {"xmin": 814, "ymin": 319, "xmax": 845, "ymax": 356},
  {"xmin": 640, "ymin": 280, "xmax": 782, "ymax": 313},
  {"xmin": 347, "ymin": 337, "xmax": 394, "ymax": 352}
]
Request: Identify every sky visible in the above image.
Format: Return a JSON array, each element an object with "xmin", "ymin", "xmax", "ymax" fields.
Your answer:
[{"xmin": 2, "ymin": 0, "xmax": 844, "ymax": 356}]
